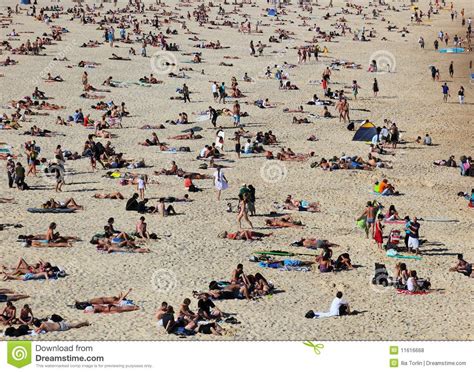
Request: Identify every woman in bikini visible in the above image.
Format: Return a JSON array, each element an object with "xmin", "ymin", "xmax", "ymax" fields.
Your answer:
[{"xmin": 237, "ymin": 194, "xmax": 253, "ymax": 229}]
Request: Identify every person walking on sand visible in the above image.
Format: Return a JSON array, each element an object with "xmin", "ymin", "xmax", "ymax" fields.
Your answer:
[
  {"xmin": 213, "ymin": 166, "xmax": 228, "ymax": 201},
  {"xmin": 449, "ymin": 61, "xmax": 454, "ymax": 77},
  {"xmin": 211, "ymin": 81, "xmax": 218, "ymax": 102},
  {"xmin": 372, "ymin": 78, "xmax": 379, "ymax": 97},
  {"xmin": 137, "ymin": 175, "xmax": 146, "ymax": 200},
  {"xmin": 442, "ymin": 82, "xmax": 450, "ymax": 102},
  {"xmin": 358, "ymin": 201, "xmax": 376, "ymax": 239},
  {"xmin": 182, "ymin": 84, "xmax": 190, "ymax": 103},
  {"xmin": 458, "ymin": 86, "xmax": 465, "ymax": 104},
  {"xmin": 237, "ymin": 193, "xmax": 253, "ymax": 229},
  {"xmin": 218, "ymin": 82, "xmax": 226, "ymax": 104}
]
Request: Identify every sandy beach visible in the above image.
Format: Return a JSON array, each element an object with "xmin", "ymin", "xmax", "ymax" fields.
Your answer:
[{"xmin": 0, "ymin": 0, "xmax": 472, "ymax": 341}]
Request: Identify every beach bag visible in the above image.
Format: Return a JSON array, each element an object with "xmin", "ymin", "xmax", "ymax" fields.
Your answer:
[
  {"xmin": 356, "ymin": 218, "xmax": 366, "ymax": 229},
  {"xmin": 339, "ymin": 304, "xmax": 348, "ymax": 316},
  {"xmin": 305, "ymin": 310, "xmax": 315, "ymax": 319},
  {"xmin": 178, "ymin": 146, "xmax": 190, "ymax": 152},
  {"xmin": 50, "ymin": 314, "xmax": 64, "ymax": 322}
]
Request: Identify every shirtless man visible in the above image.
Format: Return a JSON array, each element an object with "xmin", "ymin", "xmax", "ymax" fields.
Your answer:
[
  {"xmin": 155, "ymin": 302, "xmax": 169, "ymax": 328},
  {"xmin": 135, "ymin": 216, "xmax": 150, "ymax": 239},
  {"xmin": 0, "ymin": 301, "xmax": 16, "ymax": 325},
  {"xmin": 358, "ymin": 201, "xmax": 376, "ymax": 238},
  {"xmin": 34, "ymin": 319, "xmax": 90, "ymax": 333}
]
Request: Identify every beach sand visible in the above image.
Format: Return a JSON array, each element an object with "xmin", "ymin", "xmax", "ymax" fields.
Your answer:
[{"xmin": 0, "ymin": 0, "xmax": 472, "ymax": 340}]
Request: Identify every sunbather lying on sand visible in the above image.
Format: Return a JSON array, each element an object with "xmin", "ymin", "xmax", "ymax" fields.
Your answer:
[
  {"xmin": 42, "ymin": 198, "xmax": 83, "ymax": 210},
  {"xmin": 218, "ymin": 230, "xmax": 272, "ymax": 240},
  {"xmin": 265, "ymin": 215, "xmax": 304, "ymax": 228},
  {"xmin": 93, "ymin": 192, "xmax": 125, "ymax": 199},
  {"xmin": 0, "ymin": 293, "xmax": 29, "ymax": 303},
  {"xmin": 33, "ymin": 319, "xmax": 90, "ymax": 333},
  {"xmin": 283, "ymin": 195, "xmax": 320, "ymax": 212}
]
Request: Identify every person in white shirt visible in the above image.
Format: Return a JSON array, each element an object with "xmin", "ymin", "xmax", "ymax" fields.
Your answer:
[
  {"xmin": 137, "ymin": 176, "xmax": 146, "ymax": 200},
  {"xmin": 380, "ymin": 126, "xmax": 389, "ymax": 141},
  {"xmin": 406, "ymin": 271, "xmax": 420, "ymax": 292},
  {"xmin": 211, "ymin": 82, "xmax": 218, "ymax": 102},
  {"xmin": 312, "ymin": 291, "xmax": 350, "ymax": 318},
  {"xmin": 243, "ymin": 139, "xmax": 252, "ymax": 154},
  {"xmin": 423, "ymin": 134, "xmax": 432, "ymax": 146}
]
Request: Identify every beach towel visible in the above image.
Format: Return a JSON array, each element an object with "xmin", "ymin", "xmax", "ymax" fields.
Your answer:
[
  {"xmin": 27, "ymin": 208, "xmax": 76, "ymax": 214},
  {"xmin": 420, "ymin": 217, "xmax": 459, "ymax": 223},
  {"xmin": 386, "ymin": 249, "xmax": 422, "ymax": 261},
  {"xmin": 397, "ymin": 289, "xmax": 429, "ymax": 295},
  {"xmin": 383, "ymin": 219, "xmax": 406, "ymax": 224},
  {"xmin": 255, "ymin": 250, "xmax": 295, "ymax": 257}
]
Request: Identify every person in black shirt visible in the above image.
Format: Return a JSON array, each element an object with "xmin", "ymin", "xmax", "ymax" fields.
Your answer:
[
  {"xmin": 125, "ymin": 193, "xmax": 139, "ymax": 211},
  {"xmin": 209, "ymin": 106, "xmax": 218, "ymax": 127},
  {"xmin": 197, "ymin": 298, "xmax": 223, "ymax": 320}
]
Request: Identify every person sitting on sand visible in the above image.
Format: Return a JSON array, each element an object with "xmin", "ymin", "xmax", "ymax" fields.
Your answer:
[
  {"xmin": 309, "ymin": 291, "xmax": 351, "ymax": 318},
  {"xmin": 406, "ymin": 270, "xmax": 421, "ymax": 292},
  {"xmin": 449, "ymin": 254, "xmax": 473, "ymax": 277},
  {"xmin": 135, "ymin": 216, "xmax": 150, "ymax": 239},
  {"xmin": 385, "ymin": 205, "xmax": 400, "ymax": 221},
  {"xmin": 197, "ymin": 297, "xmax": 223, "ymax": 321},
  {"xmin": 156, "ymin": 161, "xmax": 179, "ymax": 176},
  {"xmin": 45, "ymin": 73, "xmax": 63, "ymax": 82},
  {"xmin": 373, "ymin": 179, "xmax": 398, "ymax": 196},
  {"xmin": 18, "ymin": 304, "xmax": 34, "ymax": 325},
  {"xmin": 139, "ymin": 132, "xmax": 161, "ymax": 146},
  {"xmin": 154, "ymin": 198, "xmax": 176, "ymax": 217},
  {"xmin": 334, "ymin": 253, "xmax": 353, "ymax": 270},
  {"xmin": 265, "ymin": 215, "xmax": 304, "ymax": 228},
  {"xmin": 160, "ymin": 305, "xmax": 197, "ymax": 335},
  {"xmin": 0, "ymin": 301, "xmax": 16, "ymax": 325}
]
